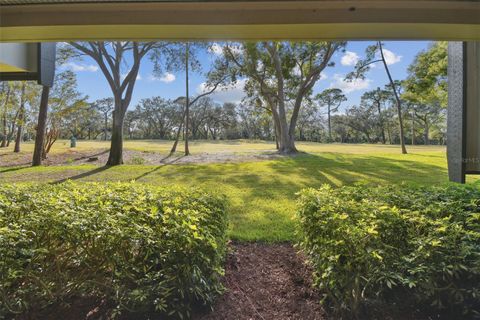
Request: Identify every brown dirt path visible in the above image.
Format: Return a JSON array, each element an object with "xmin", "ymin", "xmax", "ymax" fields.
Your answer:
[{"xmin": 195, "ymin": 243, "xmax": 325, "ymax": 320}]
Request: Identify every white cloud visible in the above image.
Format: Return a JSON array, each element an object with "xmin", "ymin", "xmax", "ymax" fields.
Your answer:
[
  {"xmin": 292, "ymin": 66, "xmax": 327, "ymax": 81},
  {"xmin": 329, "ymin": 74, "xmax": 371, "ymax": 93},
  {"xmin": 208, "ymin": 42, "xmax": 242, "ymax": 56},
  {"xmin": 61, "ymin": 62, "xmax": 98, "ymax": 72},
  {"xmin": 208, "ymin": 43, "xmax": 224, "ymax": 55},
  {"xmin": 197, "ymin": 79, "xmax": 247, "ymax": 104},
  {"xmin": 149, "ymin": 72, "xmax": 176, "ymax": 83},
  {"xmin": 341, "ymin": 51, "xmax": 360, "ymax": 66},
  {"xmin": 121, "ymin": 73, "xmax": 142, "ymax": 81},
  {"xmin": 256, "ymin": 61, "xmax": 264, "ymax": 72},
  {"xmin": 379, "ymin": 49, "xmax": 402, "ymax": 65},
  {"xmin": 292, "ymin": 65, "xmax": 301, "ymax": 76}
]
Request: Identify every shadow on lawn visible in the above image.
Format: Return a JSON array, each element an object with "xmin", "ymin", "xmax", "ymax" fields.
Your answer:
[
  {"xmin": 266, "ymin": 153, "xmax": 447, "ymax": 187},
  {"xmin": 50, "ymin": 166, "xmax": 111, "ymax": 184},
  {"xmin": 8, "ymin": 151, "xmax": 448, "ymax": 193},
  {"xmin": 69, "ymin": 149, "xmax": 110, "ymax": 163},
  {"xmin": 0, "ymin": 165, "xmax": 30, "ymax": 173},
  {"xmin": 134, "ymin": 155, "xmax": 185, "ymax": 181},
  {"xmin": 175, "ymin": 152, "xmax": 448, "ymax": 203},
  {"xmin": 128, "ymin": 152, "xmax": 447, "ymax": 194}
]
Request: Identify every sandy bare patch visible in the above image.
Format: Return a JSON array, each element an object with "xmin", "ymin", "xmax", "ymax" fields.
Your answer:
[{"xmin": 1, "ymin": 148, "xmax": 295, "ymax": 167}]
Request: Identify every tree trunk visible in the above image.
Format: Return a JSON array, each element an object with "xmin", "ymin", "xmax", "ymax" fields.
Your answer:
[
  {"xmin": 268, "ymin": 44, "xmax": 297, "ymax": 154},
  {"xmin": 379, "ymin": 42, "xmax": 407, "ymax": 154},
  {"xmin": 411, "ymin": 109, "xmax": 415, "ymax": 145},
  {"xmin": 171, "ymin": 109, "xmax": 185, "ymax": 154},
  {"xmin": 1, "ymin": 112, "xmax": 6, "ymax": 148},
  {"xmin": 376, "ymin": 102, "xmax": 386, "ymax": 144},
  {"xmin": 6, "ymin": 108, "xmax": 19, "ymax": 148},
  {"xmin": 424, "ymin": 120, "xmax": 429, "ymax": 145},
  {"xmin": 278, "ymin": 131, "xmax": 296, "ymax": 154},
  {"xmin": 32, "ymin": 86, "xmax": 50, "ymax": 166},
  {"xmin": 210, "ymin": 128, "xmax": 217, "ymax": 140},
  {"xmin": 184, "ymin": 43, "xmax": 190, "ymax": 156},
  {"xmin": 106, "ymin": 108, "xmax": 125, "ymax": 166},
  {"xmin": 271, "ymin": 111, "xmax": 296, "ymax": 153},
  {"xmin": 14, "ymin": 82, "xmax": 26, "ymax": 153},
  {"xmin": 272, "ymin": 110, "xmax": 280, "ymax": 150},
  {"xmin": 273, "ymin": 101, "xmax": 296, "ymax": 154},
  {"xmin": 1, "ymin": 85, "xmax": 11, "ymax": 148},
  {"xmin": 104, "ymin": 113, "xmax": 108, "ymax": 141},
  {"xmin": 327, "ymin": 105, "xmax": 332, "ymax": 142},
  {"xmin": 14, "ymin": 110, "xmax": 24, "ymax": 153},
  {"xmin": 386, "ymin": 126, "xmax": 392, "ymax": 144}
]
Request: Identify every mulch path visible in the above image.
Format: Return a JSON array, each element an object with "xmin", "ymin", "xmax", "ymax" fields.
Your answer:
[{"xmin": 195, "ymin": 243, "xmax": 326, "ymax": 320}]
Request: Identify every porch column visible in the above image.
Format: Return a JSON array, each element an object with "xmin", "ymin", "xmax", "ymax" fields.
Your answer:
[{"xmin": 448, "ymin": 41, "xmax": 480, "ymax": 183}]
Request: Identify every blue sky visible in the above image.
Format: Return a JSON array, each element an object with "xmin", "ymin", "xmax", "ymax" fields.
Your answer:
[{"xmin": 60, "ymin": 41, "xmax": 431, "ymax": 112}]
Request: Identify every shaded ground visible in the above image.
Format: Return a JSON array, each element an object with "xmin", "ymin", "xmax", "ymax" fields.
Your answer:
[{"xmin": 196, "ymin": 243, "xmax": 325, "ymax": 320}]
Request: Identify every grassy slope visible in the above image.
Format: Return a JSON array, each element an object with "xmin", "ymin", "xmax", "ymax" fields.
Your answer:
[{"xmin": 1, "ymin": 140, "xmax": 474, "ymax": 242}]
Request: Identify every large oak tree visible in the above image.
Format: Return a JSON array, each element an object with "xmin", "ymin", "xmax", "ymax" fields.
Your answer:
[
  {"xmin": 69, "ymin": 42, "xmax": 165, "ymax": 165},
  {"xmin": 208, "ymin": 41, "xmax": 345, "ymax": 154}
]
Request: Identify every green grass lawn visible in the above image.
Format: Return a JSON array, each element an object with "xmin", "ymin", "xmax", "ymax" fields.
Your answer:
[{"xmin": 1, "ymin": 140, "xmax": 475, "ymax": 242}]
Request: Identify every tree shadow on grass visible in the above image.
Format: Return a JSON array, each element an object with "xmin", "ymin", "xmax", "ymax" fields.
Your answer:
[
  {"xmin": 266, "ymin": 153, "xmax": 448, "ymax": 187},
  {"xmin": 0, "ymin": 165, "xmax": 30, "ymax": 174},
  {"xmin": 134, "ymin": 155, "xmax": 185, "ymax": 181},
  {"xmin": 70, "ymin": 149, "xmax": 110, "ymax": 163},
  {"xmin": 50, "ymin": 166, "xmax": 111, "ymax": 185}
]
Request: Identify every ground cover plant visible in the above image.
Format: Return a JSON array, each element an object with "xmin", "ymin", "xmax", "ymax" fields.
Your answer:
[
  {"xmin": 0, "ymin": 182, "xmax": 228, "ymax": 319},
  {"xmin": 296, "ymin": 184, "xmax": 480, "ymax": 318}
]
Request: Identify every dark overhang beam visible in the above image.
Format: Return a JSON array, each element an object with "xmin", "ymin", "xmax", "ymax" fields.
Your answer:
[{"xmin": 1, "ymin": 0, "xmax": 479, "ymax": 42}]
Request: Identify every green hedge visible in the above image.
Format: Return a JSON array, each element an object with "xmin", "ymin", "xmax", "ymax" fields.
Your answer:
[
  {"xmin": 0, "ymin": 182, "xmax": 228, "ymax": 319},
  {"xmin": 296, "ymin": 184, "xmax": 480, "ymax": 318}
]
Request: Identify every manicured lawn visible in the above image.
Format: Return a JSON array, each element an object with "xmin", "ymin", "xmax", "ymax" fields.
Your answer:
[{"xmin": 1, "ymin": 140, "xmax": 475, "ymax": 241}]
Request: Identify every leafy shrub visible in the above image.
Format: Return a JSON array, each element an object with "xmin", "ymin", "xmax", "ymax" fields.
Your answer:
[
  {"xmin": 0, "ymin": 182, "xmax": 228, "ymax": 319},
  {"xmin": 296, "ymin": 184, "xmax": 480, "ymax": 318},
  {"xmin": 128, "ymin": 155, "xmax": 146, "ymax": 165}
]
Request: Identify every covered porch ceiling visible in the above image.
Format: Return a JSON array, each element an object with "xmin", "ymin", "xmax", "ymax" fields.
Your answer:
[{"xmin": 0, "ymin": 0, "xmax": 479, "ymax": 42}]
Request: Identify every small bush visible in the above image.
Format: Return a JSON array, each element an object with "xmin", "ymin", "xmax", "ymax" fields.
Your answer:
[
  {"xmin": 128, "ymin": 155, "xmax": 146, "ymax": 165},
  {"xmin": 0, "ymin": 182, "xmax": 228, "ymax": 319},
  {"xmin": 296, "ymin": 184, "xmax": 480, "ymax": 318}
]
